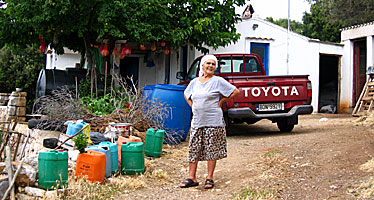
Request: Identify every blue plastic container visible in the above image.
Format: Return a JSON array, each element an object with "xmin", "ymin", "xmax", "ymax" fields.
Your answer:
[
  {"xmin": 66, "ymin": 121, "xmax": 87, "ymax": 136},
  {"xmin": 142, "ymin": 85, "xmax": 156, "ymax": 102},
  {"xmin": 98, "ymin": 142, "xmax": 119, "ymax": 174},
  {"xmin": 151, "ymin": 84, "xmax": 191, "ymax": 144},
  {"xmin": 85, "ymin": 146, "xmax": 112, "ymax": 177}
]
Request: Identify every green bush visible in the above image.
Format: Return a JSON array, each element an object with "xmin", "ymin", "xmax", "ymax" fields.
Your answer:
[
  {"xmin": 73, "ymin": 132, "xmax": 88, "ymax": 154},
  {"xmin": 81, "ymin": 94, "xmax": 117, "ymax": 116},
  {"xmin": 0, "ymin": 45, "xmax": 44, "ymax": 112}
]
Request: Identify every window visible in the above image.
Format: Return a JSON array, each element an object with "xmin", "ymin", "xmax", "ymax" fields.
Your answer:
[
  {"xmin": 187, "ymin": 60, "xmax": 200, "ymax": 80},
  {"xmin": 243, "ymin": 56, "xmax": 261, "ymax": 73},
  {"xmin": 233, "ymin": 56, "xmax": 244, "ymax": 73},
  {"xmin": 220, "ymin": 57, "xmax": 232, "ymax": 73}
]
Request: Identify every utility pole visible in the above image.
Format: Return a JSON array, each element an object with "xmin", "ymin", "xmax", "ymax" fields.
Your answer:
[{"xmin": 286, "ymin": 0, "xmax": 290, "ymax": 75}]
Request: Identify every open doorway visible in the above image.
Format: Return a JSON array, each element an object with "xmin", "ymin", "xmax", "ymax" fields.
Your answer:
[
  {"xmin": 318, "ymin": 54, "xmax": 340, "ymax": 113},
  {"xmin": 120, "ymin": 57, "xmax": 139, "ymax": 91}
]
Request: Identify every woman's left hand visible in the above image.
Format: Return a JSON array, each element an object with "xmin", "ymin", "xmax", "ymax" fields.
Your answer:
[
  {"xmin": 218, "ymin": 98, "xmax": 226, "ymax": 108},
  {"xmin": 218, "ymin": 88, "xmax": 240, "ymax": 108}
]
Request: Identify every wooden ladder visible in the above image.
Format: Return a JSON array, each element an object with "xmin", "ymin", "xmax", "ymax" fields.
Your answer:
[{"xmin": 352, "ymin": 80, "xmax": 374, "ymax": 116}]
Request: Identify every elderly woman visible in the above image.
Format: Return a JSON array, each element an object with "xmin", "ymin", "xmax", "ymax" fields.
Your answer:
[{"xmin": 180, "ymin": 55, "xmax": 240, "ymax": 189}]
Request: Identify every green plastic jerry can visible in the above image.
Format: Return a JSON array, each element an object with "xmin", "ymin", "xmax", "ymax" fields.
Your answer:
[
  {"xmin": 144, "ymin": 128, "xmax": 165, "ymax": 158},
  {"xmin": 121, "ymin": 142, "xmax": 144, "ymax": 175},
  {"xmin": 38, "ymin": 150, "xmax": 68, "ymax": 189}
]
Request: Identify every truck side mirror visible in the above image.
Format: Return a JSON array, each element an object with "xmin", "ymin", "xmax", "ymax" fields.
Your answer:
[{"xmin": 176, "ymin": 71, "xmax": 186, "ymax": 80}]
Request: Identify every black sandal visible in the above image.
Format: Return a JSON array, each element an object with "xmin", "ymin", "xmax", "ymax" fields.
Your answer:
[
  {"xmin": 180, "ymin": 178, "xmax": 199, "ymax": 188},
  {"xmin": 204, "ymin": 179, "xmax": 214, "ymax": 189}
]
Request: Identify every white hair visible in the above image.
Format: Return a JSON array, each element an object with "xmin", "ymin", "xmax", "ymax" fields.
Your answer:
[{"xmin": 199, "ymin": 55, "xmax": 218, "ymax": 77}]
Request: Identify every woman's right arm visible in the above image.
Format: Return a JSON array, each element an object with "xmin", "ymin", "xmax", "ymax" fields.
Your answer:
[{"xmin": 184, "ymin": 94, "xmax": 193, "ymax": 107}]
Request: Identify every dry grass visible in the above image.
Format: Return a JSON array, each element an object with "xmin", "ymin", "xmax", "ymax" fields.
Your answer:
[
  {"xmin": 232, "ymin": 186, "xmax": 277, "ymax": 200},
  {"xmin": 360, "ymin": 158, "xmax": 374, "ymax": 172},
  {"xmin": 353, "ymin": 114, "xmax": 374, "ymax": 127},
  {"xmin": 356, "ymin": 177, "xmax": 374, "ymax": 199}
]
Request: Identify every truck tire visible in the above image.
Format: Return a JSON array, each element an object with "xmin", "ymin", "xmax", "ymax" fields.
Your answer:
[{"xmin": 277, "ymin": 120, "xmax": 294, "ymax": 132}]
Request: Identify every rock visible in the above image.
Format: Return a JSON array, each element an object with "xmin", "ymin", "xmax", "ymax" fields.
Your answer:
[
  {"xmin": 8, "ymin": 96, "xmax": 26, "ymax": 107},
  {"xmin": 7, "ymin": 105, "xmax": 17, "ymax": 115},
  {"xmin": 0, "ymin": 162, "xmax": 37, "ymax": 187},
  {"xmin": 319, "ymin": 118, "xmax": 328, "ymax": 122},
  {"xmin": 16, "ymin": 107, "xmax": 26, "ymax": 116},
  {"xmin": 27, "ymin": 119, "xmax": 39, "ymax": 129},
  {"xmin": 68, "ymin": 150, "xmax": 80, "ymax": 162},
  {"xmin": 90, "ymin": 132, "xmax": 108, "ymax": 144},
  {"xmin": 45, "ymin": 190, "xmax": 58, "ymax": 199},
  {"xmin": 24, "ymin": 155, "xmax": 38, "ymax": 170},
  {"xmin": 0, "ymin": 178, "xmax": 9, "ymax": 200},
  {"xmin": 11, "ymin": 91, "xmax": 27, "ymax": 97},
  {"xmin": 25, "ymin": 186, "xmax": 46, "ymax": 197},
  {"xmin": 16, "ymin": 193, "xmax": 35, "ymax": 200}
]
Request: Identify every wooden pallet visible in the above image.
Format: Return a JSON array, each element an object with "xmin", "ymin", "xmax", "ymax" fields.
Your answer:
[{"xmin": 352, "ymin": 81, "xmax": 374, "ymax": 116}]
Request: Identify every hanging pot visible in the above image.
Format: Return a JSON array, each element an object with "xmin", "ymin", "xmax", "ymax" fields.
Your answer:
[
  {"xmin": 151, "ymin": 42, "xmax": 156, "ymax": 51},
  {"xmin": 102, "ymin": 45, "xmax": 109, "ymax": 56},
  {"xmin": 124, "ymin": 45, "xmax": 131, "ymax": 56},
  {"xmin": 164, "ymin": 47, "xmax": 170, "ymax": 55},
  {"xmin": 160, "ymin": 40, "xmax": 166, "ymax": 47},
  {"xmin": 39, "ymin": 40, "xmax": 46, "ymax": 53},
  {"xmin": 119, "ymin": 47, "xmax": 126, "ymax": 59},
  {"xmin": 139, "ymin": 44, "xmax": 146, "ymax": 51}
]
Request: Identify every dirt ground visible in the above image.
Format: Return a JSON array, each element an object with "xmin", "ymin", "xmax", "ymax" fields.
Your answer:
[{"xmin": 117, "ymin": 113, "xmax": 374, "ymax": 200}]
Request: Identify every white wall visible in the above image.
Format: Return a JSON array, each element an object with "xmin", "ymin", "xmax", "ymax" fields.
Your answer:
[
  {"xmin": 46, "ymin": 48, "xmax": 81, "ymax": 70},
  {"xmin": 340, "ymin": 40, "xmax": 353, "ymax": 112}
]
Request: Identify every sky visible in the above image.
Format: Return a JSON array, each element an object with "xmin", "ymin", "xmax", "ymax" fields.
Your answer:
[{"xmin": 236, "ymin": 0, "xmax": 311, "ymax": 22}]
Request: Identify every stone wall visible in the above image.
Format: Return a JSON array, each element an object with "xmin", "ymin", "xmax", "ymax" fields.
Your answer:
[{"xmin": 0, "ymin": 91, "xmax": 27, "ymax": 122}]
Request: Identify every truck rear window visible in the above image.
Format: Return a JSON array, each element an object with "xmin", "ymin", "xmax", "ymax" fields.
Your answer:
[
  {"xmin": 186, "ymin": 54, "xmax": 262, "ymax": 80},
  {"xmin": 219, "ymin": 56, "xmax": 261, "ymax": 74}
]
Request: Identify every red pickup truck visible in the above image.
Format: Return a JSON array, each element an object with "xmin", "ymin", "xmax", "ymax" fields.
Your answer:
[{"xmin": 177, "ymin": 53, "xmax": 313, "ymax": 132}]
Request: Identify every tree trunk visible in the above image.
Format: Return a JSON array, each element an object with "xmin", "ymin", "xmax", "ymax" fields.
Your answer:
[{"xmin": 83, "ymin": 35, "xmax": 95, "ymax": 99}]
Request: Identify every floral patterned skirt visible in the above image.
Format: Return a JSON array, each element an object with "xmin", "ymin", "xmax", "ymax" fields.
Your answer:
[{"xmin": 188, "ymin": 127, "xmax": 227, "ymax": 162}]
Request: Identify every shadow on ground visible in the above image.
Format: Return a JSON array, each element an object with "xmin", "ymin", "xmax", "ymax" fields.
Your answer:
[{"xmin": 227, "ymin": 120, "xmax": 315, "ymax": 138}]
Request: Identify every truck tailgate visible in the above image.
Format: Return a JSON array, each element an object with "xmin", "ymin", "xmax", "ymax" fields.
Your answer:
[{"xmin": 227, "ymin": 75, "xmax": 311, "ymax": 106}]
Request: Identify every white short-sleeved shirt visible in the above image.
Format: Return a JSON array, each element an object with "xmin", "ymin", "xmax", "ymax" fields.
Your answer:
[{"xmin": 184, "ymin": 76, "xmax": 236, "ymax": 128}]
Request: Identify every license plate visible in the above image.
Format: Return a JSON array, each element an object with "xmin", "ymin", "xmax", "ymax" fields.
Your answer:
[{"xmin": 257, "ymin": 103, "xmax": 284, "ymax": 111}]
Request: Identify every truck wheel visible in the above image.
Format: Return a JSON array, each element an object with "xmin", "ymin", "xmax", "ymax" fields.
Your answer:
[{"xmin": 277, "ymin": 121, "xmax": 294, "ymax": 132}]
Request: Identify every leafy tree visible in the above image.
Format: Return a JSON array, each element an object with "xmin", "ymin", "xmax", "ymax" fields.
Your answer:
[
  {"xmin": 301, "ymin": 3, "xmax": 341, "ymax": 42},
  {"xmin": 307, "ymin": 0, "xmax": 374, "ymax": 27},
  {"xmin": 265, "ymin": 17, "xmax": 305, "ymax": 35},
  {"xmin": 301, "ymin": 0, "xmax": 374, "ymax": 42},
  {"xmin": 269, "ymin": 0, "xmax": 374, "ymax": 43},
  {"xmin": 0, "ymin": 45, "xmax": 45, "ymax": 112},
  {"xmin": 0, "ymin": 0, "xmax": 246, "ymax": 97}
]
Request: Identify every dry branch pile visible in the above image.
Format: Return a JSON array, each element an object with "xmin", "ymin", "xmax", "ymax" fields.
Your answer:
[{"xmin": 31, "ymin": 76, "xmax": 169, "ymax": 135}]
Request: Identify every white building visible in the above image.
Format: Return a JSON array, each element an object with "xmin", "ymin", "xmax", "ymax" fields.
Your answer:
[
  {"xmin": 340, "ymin": 22, "xmax": 374, "ymax": 113},
  {"xmin": 45, "ymin": 17, "xmax": 374, "ymax": 114}
]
